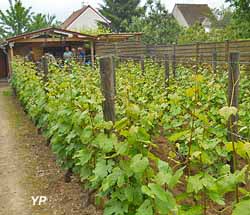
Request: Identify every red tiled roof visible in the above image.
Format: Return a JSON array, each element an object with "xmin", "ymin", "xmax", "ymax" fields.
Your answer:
[{"xmin": 61, "ymin": 5, "xmax": 110, "ymax": 29}]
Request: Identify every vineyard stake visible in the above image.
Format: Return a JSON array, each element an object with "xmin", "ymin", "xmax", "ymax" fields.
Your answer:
[
  {"xmin": 212, "ymin": 49, "xmax": 217, "ymax": 73},
  {"xmin": 99, "ymin": 56, "xmax": 116, "ymax": 124},
  {"xmin": 228, "ymin": 52, "xmax": 240, "ymax": 202},
  {"xmin": 172, "ymin": 43, "xmax": 176, "ymax": 77},
  {"xmin": 164, "ymin": 54, "xmax": 170, "ymax": 87},
  {"xmin": 140, "ymin": 55, "xmax": 145, "ymax": 75},
  {"xmin": 196, "ymin": 42, "xmax": 200, "ymax": 73},
  {"xmin": 41, "ymin": 55, "xmax": 48, "ymax": 82}
]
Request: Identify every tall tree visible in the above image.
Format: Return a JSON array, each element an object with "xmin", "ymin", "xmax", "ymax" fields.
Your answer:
[
  {"xmin": 100, "ymin": 0, "xmax": 144, "ymax": 32},
  {"xmin": 226, "ymin": 0, "xmax": 250, "ymax": 19},
  {"xmin": 0, "ymin": 0, "xmax": 33, "ymax": 37},
  {"xmin": 127, "ymin": 0, "xmax": 181, "ymax": 44},
  {"xmin": 0, "ymin": 0, "xmax": 59, "ymax": 38},
  {"xmin": 210, "ymin": 7, "xmax": 233, "ymax": 29},
  {"xmin": 226, "ymin": 0, "xmax": 250, "ymax": 38},
  {"xmin": 28, "ymin": 14, "xmax": 57, "ymax": 32}
]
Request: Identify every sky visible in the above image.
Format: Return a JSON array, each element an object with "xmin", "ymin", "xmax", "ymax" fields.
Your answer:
[{"xmin": 0, "ymin": 0, "xmax": 228, "ymax": 22}]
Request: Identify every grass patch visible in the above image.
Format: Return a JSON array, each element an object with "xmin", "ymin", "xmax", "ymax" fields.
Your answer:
[{"xmin": 2, "ymin": 90, "xmax": 12, "ymax": 96}]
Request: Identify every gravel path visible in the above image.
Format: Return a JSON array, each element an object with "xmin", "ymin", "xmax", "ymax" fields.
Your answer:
[{"xmin": 0, "ymin": 83, "xmax": 101, "ymax": 215}]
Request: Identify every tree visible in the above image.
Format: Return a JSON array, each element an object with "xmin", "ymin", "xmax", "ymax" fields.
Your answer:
[
  {"xmin": 178, "ymin": 23, "xmax": 209, "ymax": 44},
  {"xmin": 226, "ymin": 0, "xmax": 250, "ymax": 19},
  {"xmin": 0, "ymin": 0, "xmax": 59, "ymax": 38},
  {"xmin": 28, "ymin": 14, "xmax": 57, "ymax": 32},
  {"xmin": 99, "ymin": 0, "xmax": 144, "ymax": 32},
  {"xmin": 0, "ymin": 0, "xmax": 33, "ymax": 37},
  {"xmin": 210, "ymin": 7, "xmax": 233, "ymax": 29},
  {"xmin": 226, "ymin": 0, "xmax": 250, "ymax": 38},
  {"xmin": 126, "ymin": 0, "xmax": 182, "ymax": 44}
]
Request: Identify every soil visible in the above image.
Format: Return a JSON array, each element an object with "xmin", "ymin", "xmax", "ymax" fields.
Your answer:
[{"xmin": 0, "ymin": 83, "xmax": 102, "ymax": 215}]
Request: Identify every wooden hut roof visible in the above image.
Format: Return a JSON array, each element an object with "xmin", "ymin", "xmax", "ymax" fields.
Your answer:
[{"xmin": 6, "ymin": 27, "xmax": 96, "ymax": 43}]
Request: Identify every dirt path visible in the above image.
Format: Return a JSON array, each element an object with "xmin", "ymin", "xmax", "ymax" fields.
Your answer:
[{"xmin": 0, "ymin": 83, "xmax": 102, "ymax": 215}]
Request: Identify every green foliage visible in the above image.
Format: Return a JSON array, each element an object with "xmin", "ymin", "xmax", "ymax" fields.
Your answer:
[
  {"xmin": 28, "ymin": 13, "xmax": 59, "ymax": 32},
  {"xmin": 0, "ymin": 0, "xmax": 33, "ymax": 37},
  {"xmin": 127, "ymin": 0, "xmax": 181, "ymax": 44},
  {"xmin": 11, "ymin": 57, "xmax": 250, "ymax": 214},
  {"xmin": 178, "ymin": 21, "xmax": 239, "ymax": 44},
  {"xmin": 177, "ymin": 4, "xmax": 250, "ymax": 43},
  {"xmin": 0, "ymin": 0, "xmax": 59, "ymax": 38},
  {"xmin": 224, "ymin": 0, "xmax": 250, "ymax": 38},
  {"xmin": 178, "ymin": 23, "xmax": 209, "ymax": 44},
  {"xmin": 210, "ymin": 6, "xmax": 233, "ymax": 29},
  {"xmin": 78, "ymin": 23, "xmax": 112, "ymax": 36},
  {"xmin": 99, "ymin": 0, "xmax": 144, "ymax": 32},
  {"xmin": 226, "ymin": 0, "xmax": 250, "ymax": 20},
  {"xmin": 233, "ymin": 199, "xmax": 250, "ymax": 215}
]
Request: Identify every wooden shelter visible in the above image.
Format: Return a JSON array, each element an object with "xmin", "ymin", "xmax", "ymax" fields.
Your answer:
[
  {"xmin": 0, "ymin": 27, "xmax": 142, "ymax": 79},
  {"xmin": 0, "ymin": 27, "xmax": 96, "ymax": 78}
]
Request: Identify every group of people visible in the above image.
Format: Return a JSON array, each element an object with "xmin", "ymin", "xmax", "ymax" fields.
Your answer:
[
  {"xmin": 24, "ymin": 46, "xmax": 89, "ymax": 66},
  {"xmin": 63, "ymin": 46, "xmax": 87, "ymax": 64}
]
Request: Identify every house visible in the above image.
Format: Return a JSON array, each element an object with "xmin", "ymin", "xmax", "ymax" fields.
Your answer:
[
  {"xmin": 61, "ymin": 5, "xmax": 110, "ymax": 31},
  {"xmin": 172, "ymin": 4, "xmax": 212, "ymax": 32}
]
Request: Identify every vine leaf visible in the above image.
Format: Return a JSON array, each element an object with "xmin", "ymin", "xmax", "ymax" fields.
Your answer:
[
  {"xmin": 219, "ymin": 106, "xmax": 238, "ymax": 120},
  {"xmin": 233, "ymin": 199, "xmax": 250, "ymax": 215},
  {"xmin": 130, "ymin": 154, "xmax": 149, "ymax": 174},
  {"xmin": 136, "ymin": 199, "xmax": 153, "ymax": 215}
]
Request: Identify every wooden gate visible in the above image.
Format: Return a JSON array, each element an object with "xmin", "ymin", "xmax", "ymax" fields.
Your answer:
[{"xmin": 0, "ymin": 50, "xmax": 8, "ymax": 79}]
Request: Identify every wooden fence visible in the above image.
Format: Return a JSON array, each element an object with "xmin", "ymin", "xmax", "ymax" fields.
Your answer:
[{"xmin": 95, "ymin": 39, "xmax": 250, "ymax": 65}]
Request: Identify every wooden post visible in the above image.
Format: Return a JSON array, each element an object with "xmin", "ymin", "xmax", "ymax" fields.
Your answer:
[
  {"xmin": 172, "ymin": 43, "xmax": 176, "ymax": 77},
  {"xmin": 228, "ymin": 52, "xmax": 240, "ymax": 202},
  {"xmin": 225, "ymin": 40, "xmax": 230, "ymax": 62},
  {"xmin": 164, "ymin": 54, "xmax": 170, "ymax": 87},
  {"xmin": 8, "ymin": 42, "xmax": 14, "ymax": 77},
  {"xmin": 196, "ymin": 42, "xmax": 200, "ymax": 70},
  {"xmin": 90, "ymin": 41, "xmax": 95, "ymax": 67},
  {"xmin": 99, "ymin": 56, "xmax": 116, "ymax": 123},
  {"xmin": 228, "ymin": 52, "xmax": 240, "ymax": 173},
  {"xmin": 212, "ymin": 49, "xmax": 217, "ymax": 73},
  {"xmin": 41, "ymin": 56, "xmax": 49, "ymax": 82},
  {"xmin": 200, "ymin": 53, "xmax": 203, "ymax": 65},
  {"xmin": 140, "ymin": 55, "xmax": 145, "ymax": 74}
]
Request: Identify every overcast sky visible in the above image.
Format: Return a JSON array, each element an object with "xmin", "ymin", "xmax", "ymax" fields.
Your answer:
[{"xmin": 0, "ymin": 0, "xmax": 228, "ymax": 22}]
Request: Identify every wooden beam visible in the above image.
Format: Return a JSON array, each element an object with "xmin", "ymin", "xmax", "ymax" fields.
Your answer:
[
  {"xmin": 99, "ymin": 56, "xmax": 116, "ymax": 123},
  {"xmin": 91, "ymin": 41, "xmax": 95, "ymax": 66},
  {"xmin": 8, "ymin": 43, "xmax": 14, "ymax": 77},
  {"xmin": 15, "ymin": 37, "xmax": 94, "ymax": 43}
]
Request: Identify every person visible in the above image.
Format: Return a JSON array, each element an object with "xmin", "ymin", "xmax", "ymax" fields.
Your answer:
[
  {"xmin": 71, "ymin": 48, "xmax": 77, "ymax": 60},
  {"xmin": 45, "ymin": 52, "xmax": 57, "ymax": 64},
  {"xmin": 25, "ymin": 48, "xmax": 35, "ymax": 62},
  {"xmin": 63, "ymin": 46, "xmax": 73, "ymax": 63},
  {"xmin": 78, "ymin": 47, "xmax": 86, "ymax": 64}
]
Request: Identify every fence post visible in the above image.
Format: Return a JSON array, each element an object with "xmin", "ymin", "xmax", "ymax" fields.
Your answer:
[
  {"xmin": 227, "ymin": 52, "xmax": 240, "ymax": 203},
  {"xmin": 212, "ymin": 49, "xmax": 217, "ymax": 73},
  {"xmin": 172, "ymin": 43, "xmax": 176, "ymax": 77},
  {"xmin": 41, "ymin": 55, "xmax": 49, "ymax": 82},
  {"xmin": 196, "ymin": 42, "xmax": 200, "ymax": 71},
  {"xmin": 90, "ymin": 41, "xmax": 95, "ymax": 67},
  {"xmin": 99, "ymin": 56, "xmax": 116, "ymax": 123},
  {"xmin": 225, "ymin": 40, "xmax": 230, "ymax": 62},
  {"xmin": 164, "ymin": 54, "xmax": 170, "ymax": 87},
  {"xmin": 140, "ymin": 55, "xmax": 145, "ymax": 74},
  {"xmin": 228, "ymin": 52, "xmax": 240, "ymax": 172}
]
